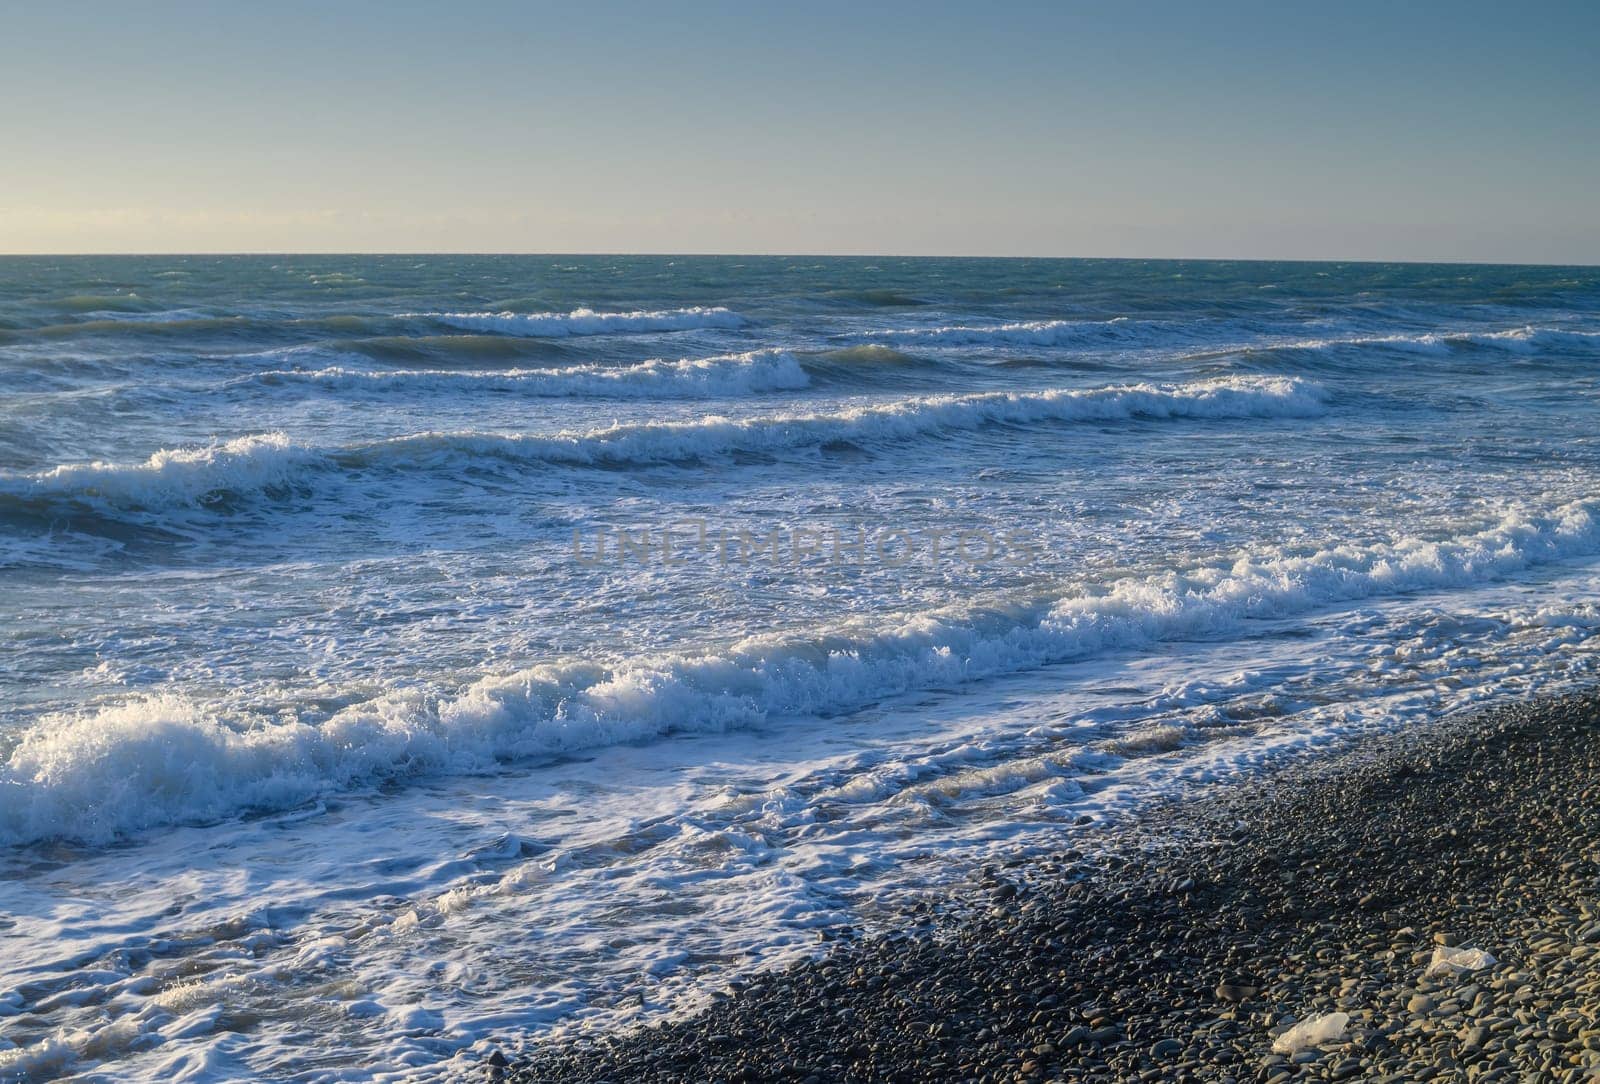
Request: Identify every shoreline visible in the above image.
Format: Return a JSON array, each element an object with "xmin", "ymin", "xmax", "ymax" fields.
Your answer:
[{"xmin": 505, "ymin": 688, "xmax": 1600, "ymax": 1082}]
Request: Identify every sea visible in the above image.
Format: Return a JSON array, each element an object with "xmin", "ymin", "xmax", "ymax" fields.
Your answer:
[{"xmin": 2, "ymin": 255, "xmax": 1598, "ymax": 1080}]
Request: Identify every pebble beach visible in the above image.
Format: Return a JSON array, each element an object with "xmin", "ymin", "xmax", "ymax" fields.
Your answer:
[{"xmin": 507, "ymin": 690, "xmax": 1600, "ymax": 1083}]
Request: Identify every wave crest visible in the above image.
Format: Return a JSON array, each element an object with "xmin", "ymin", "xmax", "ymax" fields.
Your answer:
[
  {"xmin": 4, "ymin": 496, "xmax": 1595, "ymax": 845},
  {"xmin": 867, "ymin": 317, "xmax": 1156, "ymax": 348},
  {"xmin": 409, "ymin": 306, "xmax": 745, "ymax": 337},
  {"xmin": 237, "ymin": 349, "xmax": 810, "ymax": 399},
  {"xmin": 0, "ymin": 377, "xmax": 1324, "ymax": 512},
  {"xmin": 1, "ymin": 434, "xmax": 315, "ymax": 512},
  {"xmin": 1267, "ymin": 325, "xmax": 1600, "ymax": 358}
]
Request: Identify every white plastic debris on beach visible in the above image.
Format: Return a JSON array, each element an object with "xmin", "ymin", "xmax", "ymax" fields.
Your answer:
[
  {"xmin": 1271, "ymin": 1011, "xmax": 1350, "ymax": 1054},
  {"xmin": 1426, "ymin": 945, "xmax": 1497, "ymax": 977}
]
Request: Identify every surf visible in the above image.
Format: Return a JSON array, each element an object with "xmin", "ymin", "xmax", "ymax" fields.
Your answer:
[
  {"xmin": 0, "ymin": 376, "xmax": 1324, "ymax": 514},
  {"xmin": 3, "ymin": 494, "xmax": 1594, "ymax": 846}
]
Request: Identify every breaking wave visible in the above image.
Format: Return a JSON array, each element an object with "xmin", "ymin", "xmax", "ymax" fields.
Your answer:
[
  {"xmin": 0, "ymin": 377, "xmax": 1324, "ymax": 512},
  {"xmin": 866, "ymin": 317, "xmax": 1168, "ymax": 348},
  {"xmin": 234, "ymin": 349, "xmax": 811, "ymax": 399},
  {"xmin": 4, "ymin": 495, "xmax": 1595, "ymax": 845},
  {"xmin": 411, "ymin": 306, "xmax": 746, "ymax": 337},
  {"xmin": 1261, "ymin": 325, "xmax": 1600, "ymax": 358},
  {"xmin": 0, "ymin": 434, "xmax": 317, "ymax": 513},
  {"xmin": 349, "ymin": 374, "xmax": 1321, "ymax": 469}
]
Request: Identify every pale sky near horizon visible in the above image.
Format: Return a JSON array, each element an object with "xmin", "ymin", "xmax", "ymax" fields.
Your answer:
[{"xmin": 3, "ymin": 1, "xmax": 1597, "ymax": 262}]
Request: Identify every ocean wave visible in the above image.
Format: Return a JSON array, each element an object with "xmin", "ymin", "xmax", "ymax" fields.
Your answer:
[
  {"xmin": 800, "ymin": 344, "xmax": 945, "ymax": 385},
  {"xmin": 0, "ymin": 377, "xmax": 1324, "ymax": 512},
  {"xmin": 69, "ymin": 307, "xmax": 216, "ymax": 324},
  {"xmin": 866, "ymin": 317, "xmax": 1164, "ymax": 348},
  {"xmin": 0, "ymin": 434, "xmax": 316, "ymax": 513},
  {"xmin": 874, "ymin": 318, "xmax": 1600, "ymax": 361},
  {"xmin": 411, "ymin": 306, "xmax": 746, "ymax": 337},
  {"xmin": 811, "ymin": 344, "xmax": 926, "ymax": 368},
  {"xmin": 50, "ymin": 294, "xmax": 159, "ymax": 315},
  {"xmin": 235, "ymin": 350, "xmax": 811, "ymax": 399},
  {"xmin": 319, "ymin": 332, "xmax": 575, "ymax": 365},
  {"xmin": 1268, "ymin": 325, "xmax": 1600, "ymax": 358},
  {"xmin": 4, "ymin": 495, "xmax": 1595, "ymax": 845},
  {"xmin": 29, "ymin": 315, "xmax": 259, "ymax": 339},
  {"xmin": 346, "ymin": 375, "xmax": 1326, "ymax": 470}
]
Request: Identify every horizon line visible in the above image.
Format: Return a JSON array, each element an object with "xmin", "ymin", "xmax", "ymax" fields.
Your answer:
[{"xmin": 1, "ymin": 251, "xmax": 1597, "ymax": 269}]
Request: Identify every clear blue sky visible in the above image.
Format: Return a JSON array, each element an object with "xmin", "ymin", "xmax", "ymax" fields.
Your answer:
[{"xmin": 3, "ymin": 1, "xmax": 1596, "ymax": 261}]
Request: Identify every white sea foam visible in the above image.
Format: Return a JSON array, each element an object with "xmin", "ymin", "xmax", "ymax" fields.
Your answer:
[
  {"xmin": 0, "ymin": 434, "xmax": 316, "ymax": 511},
  {"xmin": 867, "ymin": 317, "xmax": 1155, "ymax": 348},
  {"xmin": 352, "ymin": 375, "xmax": 1323, "ymax": 468},
  {"xmin": 0, "ymin": 376, "xmax": 1324, "ymax": 511},
  {"xmin": 867, "ymin": 319, "xmax": 1600, "ymax": 362},
  {"xmin": 1276, "ymin": 325, "xmax": 1600, "ymax": 357},
  {"xmin": 3, "ymin": 496, "xmax": 1595, "ymax": 846},
  {"xmin": 410, "ymin": 306, "xmax": 745, "ymax": 337},
  {"xmin": 236, "ymin": 349, "xmax": 810, "ymax": 398}
]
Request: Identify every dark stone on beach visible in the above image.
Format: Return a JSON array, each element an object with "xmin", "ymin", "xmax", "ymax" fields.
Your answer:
[{"xmin": 1150, "ymin": 1037, "xmax": 1183, "ymax": 1059}]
